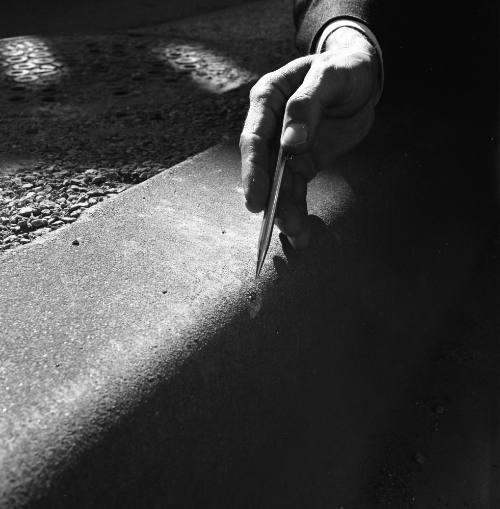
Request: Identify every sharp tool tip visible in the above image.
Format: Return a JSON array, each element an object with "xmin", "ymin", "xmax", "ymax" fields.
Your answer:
[{"xmin": 255, "ymin": 254, "xmax": 264, "ymax": 278}]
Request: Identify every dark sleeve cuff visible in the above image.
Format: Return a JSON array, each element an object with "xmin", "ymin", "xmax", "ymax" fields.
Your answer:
[{"xmin": 294, "ymin": 0, "xmax": 375, "ymax": 54}]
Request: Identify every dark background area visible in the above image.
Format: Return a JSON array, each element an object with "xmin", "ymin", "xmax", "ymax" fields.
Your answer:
[{"xmin": 0, "ymin": 0, "xmax": 251, "ymax": 37}]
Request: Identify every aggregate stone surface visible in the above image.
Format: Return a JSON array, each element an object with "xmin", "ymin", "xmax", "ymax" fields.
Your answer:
[{"xmin": 0, "ymin": 0, "xmax": 296, "ymax": 252}]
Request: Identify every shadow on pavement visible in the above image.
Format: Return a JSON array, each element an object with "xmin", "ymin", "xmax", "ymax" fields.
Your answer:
[{"xmin": 31, "ymin": 85, "xmax": 499, "ymax": 508}]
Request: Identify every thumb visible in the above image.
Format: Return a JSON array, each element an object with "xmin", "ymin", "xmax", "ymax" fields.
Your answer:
[{"xmin": 280, "ymin": 62, "xmax": 350, "ymax": 153}]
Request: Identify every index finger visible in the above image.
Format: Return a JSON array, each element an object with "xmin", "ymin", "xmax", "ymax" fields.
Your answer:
[{"xmin": 240, "ymin": 56, "xmax": 313, "ymax": 212}]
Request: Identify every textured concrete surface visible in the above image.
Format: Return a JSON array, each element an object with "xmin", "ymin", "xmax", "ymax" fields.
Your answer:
[{"xmin": 0, "ymin": 84, "xmax": 498, "ymax": 508}]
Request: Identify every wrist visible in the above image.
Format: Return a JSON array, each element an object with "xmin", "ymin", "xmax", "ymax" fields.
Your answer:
[
  {"xmin": 324, "ymin": 26, "xmax": 375, "ymax": 56},
  {"xmin": 317, "ymin": 21, "xmax": 384, "ymax": 104},
  {"xmin": 326, "ymin": 27, "xmax": 379, "ymax": 88}
]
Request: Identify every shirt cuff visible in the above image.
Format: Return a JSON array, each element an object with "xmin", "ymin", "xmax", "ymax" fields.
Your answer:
[{"xmin": 315, "ymin": 18, "xmax": 384, "ymax": 104}]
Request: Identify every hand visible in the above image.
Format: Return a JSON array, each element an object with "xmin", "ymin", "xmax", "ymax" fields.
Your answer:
[{"xmin": 240, "ymin": 27, "xmax": 380, "ymax": 249}]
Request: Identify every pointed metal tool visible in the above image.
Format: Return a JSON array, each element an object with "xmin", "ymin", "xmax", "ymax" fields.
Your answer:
[{"xmin": 255, "ymin": 143, "xmax": 288, "ymax": 278}]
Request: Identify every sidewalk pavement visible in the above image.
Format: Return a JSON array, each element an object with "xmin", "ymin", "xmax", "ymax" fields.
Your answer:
[{"xmin": 0, "ymin": 77, "xmax": 498, "ymax": 506}]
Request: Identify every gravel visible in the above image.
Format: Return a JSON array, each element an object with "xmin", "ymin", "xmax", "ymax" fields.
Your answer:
[
  {"xmin": 0, "ymin": 167, "xmax": 131, "ymax": 250},
  {"xmin": 0, "ymin": 0, "xmax": 296, "ymax": 252}
]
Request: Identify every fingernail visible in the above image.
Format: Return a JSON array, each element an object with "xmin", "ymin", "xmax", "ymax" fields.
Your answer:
[{"xmin": 281, "ymin": 123, "xmax": 308, "ymax": 146}]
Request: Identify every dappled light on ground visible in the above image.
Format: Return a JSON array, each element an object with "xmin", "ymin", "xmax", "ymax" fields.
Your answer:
[
  {"xmin": 0, "ymin": 0, "xmax": 294, "ymax": 252},
  {"xmin": 152, "ymin": 42, "xmax": 256, "ymax": 94},
  {"xmin": 0, "ymin": 37, "xmax": 63, "ymax": 86}
]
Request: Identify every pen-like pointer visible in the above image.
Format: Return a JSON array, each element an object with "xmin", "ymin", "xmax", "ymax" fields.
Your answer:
[{"xmin": 255, "ymin": 143, "xmax": 289, "ymax": 278}]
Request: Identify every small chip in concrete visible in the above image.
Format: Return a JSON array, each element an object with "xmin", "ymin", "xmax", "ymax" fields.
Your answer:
[{"xmin": 247, "ymin": 290, "xmax": 262, "ymax": 319}]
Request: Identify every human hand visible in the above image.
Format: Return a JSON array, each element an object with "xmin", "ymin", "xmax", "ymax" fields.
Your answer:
[{"xmin": 240, "ymin": 26, "xmax": 380, "ymax": 249}]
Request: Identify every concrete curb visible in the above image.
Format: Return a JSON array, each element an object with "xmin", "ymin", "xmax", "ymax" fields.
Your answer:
[
  {"xmin": 0, "ymin": 89, "xmax": 496, "ymax": 507},
  {"xmin": 0, "ymin": 142, "xmax": 349, "ymax": 508}
]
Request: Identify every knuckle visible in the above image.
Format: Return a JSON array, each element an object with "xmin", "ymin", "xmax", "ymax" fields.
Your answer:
[
  {"xmin": 286, "ymin": 91, "xmax": 314, "ymax": 116},
  {"xmin": 249, "ymin": 75, "xmax": 275, "ymax": 103},
  {"xmin": 316, "ymin": 56, "xmax": 351, "ymax": 84},
  {"xmin": 239, "ymin": 131, "xmax": 259, "ymax": 154},
  {"xmin": 311, "ymin": 55, "xmax": 331, "ymax": 74},
  {"xmin": 289, "ymin": 91, "xmax": 314, "ymax": 107}
]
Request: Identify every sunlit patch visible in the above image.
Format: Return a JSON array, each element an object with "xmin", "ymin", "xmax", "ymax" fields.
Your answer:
[
  {"xmin": 152, "ymin": 42, "xmax": 256, "ymax": 94},
  {"xmin": 0, "ymin": 37, "xmax": 63, "ymax": 85}
]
